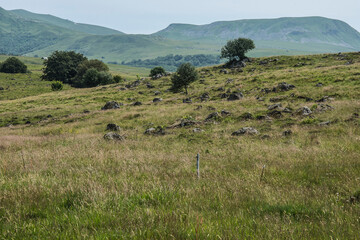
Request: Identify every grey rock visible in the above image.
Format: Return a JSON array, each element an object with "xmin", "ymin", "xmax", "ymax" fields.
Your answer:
[
  {"xmin": 0, "ymin": 87, "xmax": 4, "ymax": 90},
  {"xmin": 268, "ymin": 103, "xmax": 282, "ymax": 110},
  {"xmin": 102, "ymin": 101, "xmax": 122, "ymax": 110},
  {"xmin": 240, "ymin": 112, "xmax": 254, "ymax": 120},
  {"xmin": 183, "ymin": 98, "xmax": 192, "ymax": 103},
  {"xmin": 232, "ymin": 127, "xmax": 259, "ymax": 136},
  {"xmin": 273, "ymin": 82, "xmax": 295, "ymax": 92},
  {"xmin": 104, "ymin": 132, "xmax": 125, "ymax": 141},
  {"xmin": 227, "ymin": 92, "xmax": 243, "ymax": 101},
  {"xmin": 267, "ymin": 110, "xmax": 283, "ymax": 119},
  {"xmin": 106, "ymin": 123, "xmax": 121, "ymax": 131},
  {"xmin": 319, "ymin": 121, "xmax": 331, "ymax": 126},
  {"xmin": 221, "ymin": 110, "xmax": 231, "ymax": 116},
  {"xmin": 133, "ymin": 101, "xmax": 142, "ymax": 106},
  {"xmin": 295, "ymin": 106, "xmax": 312, "ymax": 116},
  {"xmin": 193, "ymin": 128, "xmax": 204, "ymax": 133},
  {"xmin": 153, "ymin": 98, "xmax": 162, "ymax": 103},
  {"xmin": 282, "ymin": 130, "xmax": 292, "ymax": 136},
  {"xmin": 205, "ymin": 112, "xmax": 220, "ymax": 122},
  {"xmin": 154, "ymin": 91, "xmax": 161, "ymax": 96}
]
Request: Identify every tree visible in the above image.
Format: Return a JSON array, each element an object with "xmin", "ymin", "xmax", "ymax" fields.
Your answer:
[
  {"xmin": 170, "ymin": 63, "xmax": 198, "ymax": 95},
  {"xmin": 41, "ymin": 51, "xmax": 87, "ymax": 84},
  {"xmin": 0, "ymin": 57, "xmax": 27, "ymax": 73},
  {"xmin": 149, "ymin": 66, "xmax": 166, "ymax": 79},
  {"xmin": 72, "ymin": 59, "xmax": 109, "ymax": 87},
  {"xmin": 80, "ymin": 68, "xmax": 114, "ymax": 88},
  {"xmin": 220, "ymin": 38, "xmax": 255, "ymax": 62}
]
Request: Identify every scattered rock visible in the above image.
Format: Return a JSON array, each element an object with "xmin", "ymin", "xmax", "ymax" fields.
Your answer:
[
  {"xmin": 316, "ymin": 104, "xmax": 334, "ymax": 112},
  {"xmin": 221, "ymin": 110, "xmax": 231, "ymax": 116},
  {"xmin": 205, "ymin": 112, "xmax": 221, "ymax": 122},
  {"xmin": 282, "ymin": 130, "xmax": 292, "ymax": 136},
  {"xmin": 294, "ymin": 62, "xmax": 306, "ymax": 67},
  {"xmin": 268, "ymin": 103, "xmax": 282, "ymax": 110},
  {"xmin": 138, "ymin": 91, "xmax": 144, "ymax": 95},
  {"xmin": 316, "ymin": 96, "xmax": 334, "ymax": 102},
  {"xmin": 144, "ymin": 127, "xmax": 165, "ymax": 135},
  {"xmin": 200, "ymin": 93, "xmax": 210, "ymax": 102},
  {"xmin": 0, "ymin": 87, "xmax": 4, "ymax": 91},
  {"xmin": 295, "ymin": 106, "xmax": 312, "ymax": 116},
  {"xmin": 194, "ymin": 105, "xmax": 203, "ymax": 110},
  {"xmin": 132, "ymin": 101, "xmax": 142, "ymax": 106},
  {"xmin": 102, "ymin": 101, "xmax": 122, "ymax": 110},
  {"xmin": 259, "ymin": 60, "xmax": 268, "ymax": 65},
  {"xmin": 227, "ymin": 92, "xmax": 243, "ymax": 101},
  {"xmin": 316, "ymin": 83, "xmax": 323, "ymax": 87},
  {"xmin": 270, "ymin": 96, "xmax": 287, "ymax": 102},
  {"xmin": 154, "ymin": 91, "xmax": 161, "ymax": 95},
  {"xmin": 273, "ymin": 82, "xmax": 295, "ymax": 92},
  {"xmin": 83, "ymin": 109, "xmax": 90, "ymax": 113},
  {"xmin": 153, "ymin": 98, "xmax": 162, "ymax": 103},
  {"xmin": 267, "ymin": 110, "xmax": 283, "ymax": 119},
  {"xmin": 256, "ymin": 97, "xmax": 264, "ymax": 101},
  {"xmin": 261, "ymin": 88, "xmax": 271, "ymax": 94},
  {"xmin": 319, "ymin": 121, "xmax": 331, "ymax": 126},
  {"xmin": 125, "ymin": 80, "xmax": 141, "ymax": 88},
  {"xmin": 240, "ymin": 112, "xmax": 254, "ymax": 120},
  {"xmin": 282, "ymin": 108, "xmax": 293, "ymax": 113},
  {"xmin": 261, "ymin": 134, "xmax": 271, "ymax": 139},
  {"xmin": 226, "ymin": 78, "xmax": 234, "ymax": 84},
  {"xmin": 183, "ymin": 98, "xmax": 192, "ymax": 104},
  {"xmin": 193, "ymin": 128, "xmax": 204, "ymax": 133},
  {"xmin": 256, "ymin": 115, "xmax": 266, "ymax": 120},
  {"xmin": 106, "ymin": 123, "xmax": 121, "ymax": 131},
  {"xmin": 297, "ymin": 96, "xmax": 313, "ymax": 102},
  {"xmin": 220, "ymin": 93, "xmax": 229, "ymax": 99},
  {"xmin": 232, "ymin": 127, "xmax": 259, "ymax": 136},
  {"xmin": 146, "ymin": 83, "xmax": 155, "ymax": 88},
  {"xmin": 119, "ymin": 87, "xmax": 127, "ymax": 91},
  {"xmin": 216, "ymin": 87, "xmax": 225, "ymax": 91},
  {"xmin": 104, "ymin": 132, "xmax": 125, "ymax": 141},
  {"xmin": 220, "ymin": 69, "xmax": 229, "ymax": 74}
]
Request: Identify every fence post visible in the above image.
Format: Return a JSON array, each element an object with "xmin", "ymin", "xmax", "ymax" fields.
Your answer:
[{"xmin": 197, "ymin": 153, "xmax": 200, "ymax": 179}]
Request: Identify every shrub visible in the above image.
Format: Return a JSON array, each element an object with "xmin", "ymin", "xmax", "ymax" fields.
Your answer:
[
  {"xmin": 113, "ymin": 75, "xmax": 123, "ymax": 83},
  {"xmin": 0, "ymin": 57, "xmax": 27, "ymax": 73},
  {"xmin": 150, "ymin": 66, "xmax": 166, "ymax": 79},
  {"xmin": 81, "ymin": 68, "xmax": 114, "ymax": 88},
  {"xmin": 170, "ymin": 63, "xmax": 198, "ymax": 95},
  {"xmin": 42, "ymin": 51, "xmax": 87, "ymax": 84},
  {"xmin": 51, "ymin": 81, "xmax": 63, "ymax": 91},
  {"xmin": 221, "ymin": 38, "xmax": 255, "ymax": 62}
]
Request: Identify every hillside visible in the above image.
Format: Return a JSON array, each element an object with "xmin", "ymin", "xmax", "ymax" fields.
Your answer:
[
  {"xmin": 1, "ymin": 7, "xmax": 360, "ymax": 65},
  {"xmin": 154, "ymin": 17, "xmax": 360, "ymax": 52},
  {"xmin": 0, "ymin": 52, "xmax": 360, "ymax": 238}
]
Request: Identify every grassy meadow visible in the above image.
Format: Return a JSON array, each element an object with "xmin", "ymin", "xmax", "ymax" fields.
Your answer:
[{"xmin": 0, "ymin": 53, "xmax": 360, "ymax": 239}]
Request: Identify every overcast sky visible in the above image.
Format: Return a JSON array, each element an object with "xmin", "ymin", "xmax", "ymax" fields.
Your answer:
[{"xmin": 1, "ymin": 0, "xmax": 359, "ymax": 34}]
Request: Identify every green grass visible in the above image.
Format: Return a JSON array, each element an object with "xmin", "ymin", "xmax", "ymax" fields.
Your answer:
[{"xmin": 0, "ymin": 52, "xmax": 360, "ymax": 239}]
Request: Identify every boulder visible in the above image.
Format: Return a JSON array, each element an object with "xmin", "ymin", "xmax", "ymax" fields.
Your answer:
[
  {"xmin": 221, "ymin": 110, "xmax": 231, "ymax": 116},
  {"xmin": 0, "ymin": 87, "xmax": 4, "ymax": 91},
  {"xmin": 232, "ymin": 127, "xmax": 259, "ymax": 136},
  {"xmin": 200, "ymin": 93, "xmax": 210, "ymax": 102},
  {"xmin": 227, "ymin": 92, "xmax": 243, "ymax": 101},
  {"xmin": 193, "ymin": 128, "xmax": 204, "ymax": 133},
  {"xmin": 268, "ymin": 103, "xmax": 282, "ymax": 110},
  {"xmin": 183, "ymin": 98, "xmax": 192, "ymax": 104},
  {"xmin": 205, "ymin": 112, "xmax": 220, "ymax": 122},
  {"xmin": 295, "ymin": 106, "xmax": 312, "ymax": 116},
  {"xmin": 154, "ymin": 91, "xmax": 161, "ymax": 95},
  {"xmin": 282, "ymin": 130, "xmax": 292, "ymax": 136},
  {"xmin": 102, "ymin": 101, "xmax": 122, "ymax": 110},
  {"xmin": 273, "ymin": 82, "xmax": 295, "ymax": 92},
  {"xmin": 219, "ymin": 69, "xmax": 229, "ymax": 74},
  {"xmin": 153, "ymin": 98, "xmax": 162, "ymax": 103},
  {"xmin": 267, "ymin": 110, "xmax": 283, "ymax": 119},
  {"xmin": 104, "ymin": 132, "xmax": 125, "ymax": 141},
  {"xmin": 240, "ymin": 112, "xmax": 254, "ymax": 120},
  {"xmin": 132, "ymin": 101, "xmax": 142, "ymax": 106},
  {"xmin": 106, "ymin": 123, "xmax": 121, "ymax": 131},
  {"xmin": 145, "ymin": 127, "xmax": 165, "ymax": 135}
]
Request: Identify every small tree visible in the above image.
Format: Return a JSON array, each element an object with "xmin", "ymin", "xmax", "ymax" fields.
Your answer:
[
  {"xmin": 0, "ymin": 57, "xmax": 27, "ymax": 73},
  {"xmin": 81, "ymin": 68, "xmax": 114, "ymax": 88},
  {"xmin": 149, "ymin": 66, "xmax": 166, "ymax": 79},
  {"xmin": 171, "ymin": 63, "xmax": 198, "ymax": 95},
  {"xmin": 51, "ymin": 81, "xmax": 63, "ymax": 91},
  {"xmin": 42, "ymin": 51, "xmax": 87, "ymax": 84},
  {"xmin": 220, "ymin": 38, "xmax": 255, "ymax": 63}
]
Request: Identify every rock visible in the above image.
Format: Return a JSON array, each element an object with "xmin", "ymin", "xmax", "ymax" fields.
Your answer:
[
  {"xmin": 132, "ymin": 101, "xmax": 142, "ymax": 106},
  {"xmin": 232, "ymin": 127, "xmax": 259, "ymax": 136},
  {"xmin": 200, "ymin": 93, "xmax": 210, "ymax": 102},
  {"xmin": 220, "ymin": 93, "xmax": 229, "ymax": 99},
  {"xmin": 267, "ymin": 110, "xmax": 283, "ymax": 119},
  {"xmin": 205, "ymin": 112, "xmax": 220, "ymax": 122},
  {"xmin": 261, "ymin": 134, "xmax": 271, "ymax": 139},
  {"xmin": 261, "ymin": 88, "xmax": 271, "ymax": 94},
  {"xmin": 183, "ymin": 98, "xmax": 192, "ymax": 104},
  {"xmin": 154, "ymin": 91, "xmax": 161, "ymax": 96},
  {"xmin": 220, "ymin": 69, "xmax": 229, "ymax": 74},
  {"xmin": 316, "ymin": 96, "xmax": 334, "ymax": 102},
  {"xmin": 259, "ymin": 60, "xmax": 268, "ymax": 65},
  {"xmin": 295, "ymin": 106, "xmax": 312, "ymax": 116},
  {"xmin": 146, "ymin": 83, "xmax": 155, "ymax": 88},
  {"xmin": 297, "ymin": 96, "xmax": 313, "ymax": 102},
  {"xmin": 227, "ymin": 92, "xmax": 243, "ymax": 101},
  {"xmin": 240, "ymin": 112, "xmax": 254, "ymax": 120},
  {"xmin": 282, "ymin": 108, "xmax": 293, "ymax": 113},
  {"xmin": 106, "ymin": 123, "xmax": 121, "ymax": 131},
  {"xmin": 269, "ymin": 96, "xmax": 287, "ymax": 102},
  {"xmin": 256, "ymin": 97, "xmax": 264, "ymax": 101},
  {"xmin": 316, "ymin": 104, "xmax": 334, "ymax": 112},
  {"xmin": 316, "ymin": 83, "xmax": 323, "ymax": 87},
  {"xmin": 319, "ymin": 121, "xmax": 331, "ymax": 126},
  {"xmin": 125, "ymin": 80, "xmax": 141, "ymax": 88},
  {"xmin": 153, "ymin": 98, "xmax": 162, "ymax": 103},
  {"xmin": 144, "ymin": 127, "xmax": 165, "ymax": 135},
  {"xmin": 103, "ymin": 132, "xmax": 125, "ymax": 141},
  {"xmin": 0, "ymin": 87, "xmax": 4, "ymax": 91},
  {"xmin": 221, "ymin": 110, "xmax": 231, "ymax": 116},
  {"xmin": 83, "ymin": 110, "xmax": 90, "ymax": 114},
  {"xmin": 273, "ymin": 82, "xmax": 295, "ymax": 92},
  {"xmin": 226, "ymin": 78, "xmax": 234, "ymax": 84},
  {"xmin": 216, "ymin": 87, "xmax": 225, "ymax": 91},
  {"xmin": 138, "ymin": 91, "xmax": 144, "ymax": 95},
  {"xmin": 268, "ymin": 103, "xmax": 282, "ymax": 110},
  {"xmin": 102, "ymin": 101, "xmax": 122, "ymax": 110},
  {"xmin": 282, "ymin": 130, "xmax": 292, "ymax": 136},
  {"xmin": 119, "ymin": 87, "xmax": 127, "ymax": 91},
  {"xmin": 194, "ymin": 105, "xmax": 203, "ymax": 110},
  {"xmin": 256, "ymin": 115, "xmax": 267, "ymax": 120},
  {"xmin": 193, "ymin": 128, "xmax": 204, "ymax": 133}
]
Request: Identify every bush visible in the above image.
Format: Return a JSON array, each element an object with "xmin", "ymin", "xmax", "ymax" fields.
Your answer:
[
  {"xmin": 221, "ymin": 38, "xmax": 255, "ymax": 62},
  {"xmin": 113, "ymin": 75, "xmax": 123, "ymax": 83},
  {"xmin": 0, "ymin": 57, "xmax": 27, "ymax": 73},
  {"xmin": 81, "ymin": 68, "xmax": 114, "ymax": 88},
  {"xmin": 149, "ymin": 66, "xmax": 166, "ymax": 79},
  {"xmin": 42, "ymin": 51, "xmax": 87, "ymax": 84},
  {"xmin": 51, "ymin": 81, "xmax": 63, "ymax": 91},
  {"xmin": 171, "ymin": 63, "xmax": 198, "ymax": 95}
]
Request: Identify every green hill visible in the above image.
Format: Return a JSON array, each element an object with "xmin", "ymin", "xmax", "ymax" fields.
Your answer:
[
  {"xmin": 10, "ymin": 9, "xmax": 124, "ymax": 35},
  {"xmin": 154, "ymin": 17, "xmax": 360, "ymax": 53}
]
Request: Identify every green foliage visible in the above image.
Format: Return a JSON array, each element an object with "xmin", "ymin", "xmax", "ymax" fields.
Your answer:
[
  {"xmin": 171, "ymin": 63, "xmax": 198, "ymax": 95},
  {"xmin": 51, "ymin": 81, "xmax": 63, "ymax": 91},
  {"xmin": 126, "ymin": 54, "xmax": 220, "ymax": 71},
  {"xmin": 72, "ymin": 59, "xmax": 109, "ymax": 87},
  {"xmin": 80, "ymin": 68, "xmax": 114, "ymax": 88},
  {"xmin": 0, "ymin": 57, "xmax": 27, "ymax": 73},
  {"xmin": 113, "ymin": 75, "xmax": 123, "ymax": 83},
  {"xmin": 301, "ymin": 117, "xmax": 319, "ymax": 125},
  {"xmin": 149, "ymin": 67, "xmax": 166, "ymax": 78},
  {"xmin": 41, "ymin": 51, "xmax": 87, "ymax": 84},
  {"xmin": 221, "ymin": 38, "xmax": 255, "ymax": 62}
]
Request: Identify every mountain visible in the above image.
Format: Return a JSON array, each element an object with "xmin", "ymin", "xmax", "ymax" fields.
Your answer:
[
  {"xmin": 154, "ymin": 17, "xmax": 360, "ymax": 52},
  {"xmin": 1, "ymin": 7, "xmax": 360, "ymax": 64},
  {"xmin": 10, "ymin": 9, "xmax": 123, "ymax": 35}
]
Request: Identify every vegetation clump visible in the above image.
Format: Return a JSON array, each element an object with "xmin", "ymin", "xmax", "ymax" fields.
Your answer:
[
  {"xmin": 51, "ymin": 81, "xmax": 63, "ymax": 91},
  {"xmin": 0, "ymin": 57, "xmax": 27, "ymax": 73},
  {"xmin": 221, "ymin": 38, "xmax": 255, "ymax": 63},
  {"xmin": 149, "ymin": 66, "xmax": 166, "ymax": 79},
  {"xmin": 170, "ymin": 63, "xmax": 198, "ymax": 95}
]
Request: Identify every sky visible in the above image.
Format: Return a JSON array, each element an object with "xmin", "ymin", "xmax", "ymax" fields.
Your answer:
[{"xmin": 0, "ymin": 0, "xmax": 359, "ymax": 34}]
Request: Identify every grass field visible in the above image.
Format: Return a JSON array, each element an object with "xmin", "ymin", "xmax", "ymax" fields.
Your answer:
[{"xmin": 0, "ymin": 53, "xmax": 360, "ymax": 239}]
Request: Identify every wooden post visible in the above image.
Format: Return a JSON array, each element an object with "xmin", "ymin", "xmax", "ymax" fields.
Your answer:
[
  {"xmin": 260, "ymin": 164, "xmax": 266, "ymax": 181},
  {"xmin": 197, "ymin": 153, "xmax": 200, "ymax": 179}
]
